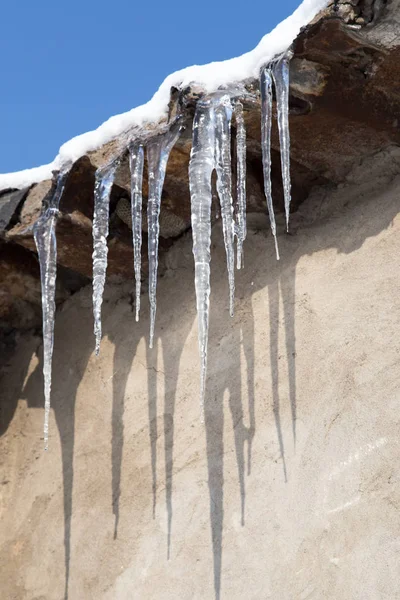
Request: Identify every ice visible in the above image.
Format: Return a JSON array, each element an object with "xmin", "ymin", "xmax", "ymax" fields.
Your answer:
[
  {"xmin": 234, "ymin": 101, "xmax": 247, "ymax": 269},
  {"xmin": 214, "ymin": 95, "xmax": 235, "ymax": 317},
  {"xmin": 129, "ymin": 143, "xmax": 145, "ymax": 322},
  {"xmin": 33, "ymin": 170, "xmax": 68, "ymax": 450},
  {"xmin": 272, "ymin": 51, "xmax": 293, "ymax": 231},
  {"xmin": 0, "ymin": 0, "xmax": 329, "ymax": 191},
  {"xmin": 147, "ymin": 121, "xmax": 183, "ymax": 349},
  {"xmin": 189, "ymin": 97, "xmax": 215, "ymax": 416},
  {"xmin": 189, "ymin": 92, "xmax": 241, "ymax": 413},
  {"xmin": 260, "ymin": 66, "xmax": 280, "ymax": 260},
  {"xmin": 92, "ymin": 160, "xmax": 118, "ymax": 355},
  {"xmin": 13, "ymin": 0, "xmax": 314, "ymax": 444}
]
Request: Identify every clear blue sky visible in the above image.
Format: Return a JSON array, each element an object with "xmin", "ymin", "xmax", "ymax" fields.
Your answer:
[{"xmin": 0, "ymin": 0, "xmax": 300, "ymax": 174}]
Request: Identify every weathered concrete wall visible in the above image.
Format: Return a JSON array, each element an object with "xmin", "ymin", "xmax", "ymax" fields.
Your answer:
[{"xmin": 1, "ymin": 161, "xmax": 399, "ymax": 599}]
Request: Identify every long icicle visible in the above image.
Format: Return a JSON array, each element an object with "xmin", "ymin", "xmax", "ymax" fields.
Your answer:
[
  {"xmin": 215, "ymin": 96, "xmax": 236, "ymax": 317},
  {"xmin": 129, "ymin": 143, "xmax": 145, "ymax": 322},
  {"xmin": 272, "ymin": 50, "xmax": 293, "ymax": 232},
  {"xmin": 260, "ymin": 66, "xmax": 280, "ymax": 260},
  {"xmin": 234, "ymin": 101, "xmax": 247, "ymax": 270},
  {"xmin": 92, "ymin": 161, "xmax": 118, "ymax": 355},
  {"xmin": 33, "ymin": 170, "xmax": 68, "ymax": 450},
  {"xmin": 189, "ymin": 98, "xmax": 215, "ymax": 417},
  {"xmin": 147, "ymin": 122, "xmax": 182, "ymax": 349}
]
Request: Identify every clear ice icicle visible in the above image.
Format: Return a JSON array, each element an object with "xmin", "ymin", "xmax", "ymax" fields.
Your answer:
[
  {"xmin": 234, "ymin": 101, "xmax": 247, "ymax": 269},
  {"xmin": 92, "ymin": 161, "xmax": 118, "ymax": 355},
  {"xmin": 260, "ymin": 66, "xmax": 280, "ymax": 260},
  {"xmin": 147, "ymin": 121, "xmax": 182, "ymax": 349},
  {"xmin": 214, "ymin": 96, "xmax": 235, "ymax": 317},
  {"xmin": 190, "ymin": 93, "xmax": 246, "ymax": 413},
  {"xmin": 272, "ymin": 51, "xmax": 293, "ymax": 232},
  {"xmin": 189, "ymin": 97, "xmax": 215, "ymax": 416},
  {"xmin": 129, "ymin": 143, "xmax": 144, "ymax": 322},
  {"xmin": 33, "ymin": 170, "xmax": 68, "ymax": 450}
]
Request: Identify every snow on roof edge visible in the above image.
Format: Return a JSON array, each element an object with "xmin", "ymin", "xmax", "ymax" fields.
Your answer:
[{"xmin": 0, "ymin": 0, "xmax": 329, "ymax": 191}]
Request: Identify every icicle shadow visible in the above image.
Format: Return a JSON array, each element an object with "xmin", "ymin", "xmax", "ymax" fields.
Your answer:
[
  {"xmin": 204, "ymin": 242, "xmax": 256, "ymax": 600},
  {"xmin": 268, "ymin": 280, "xmax": 288, "ymax": 482},
  {"xmin": 228, "ymin": 311, "xmax": 256, "ymax": 522},
  {"xmin": 111, "ymin": 320, "xmax": 142, "ymax": 539},
  {"xmin": 54, "ymin": 305, "xmax": 96, "ymax": 600},
  {"xmin": 20, "ymin": 300, "xmax": 95, "ymax": 600},
  {"xmin": 146, "ymin": 340, "xmax": 158, "ymax": 519},
  {"xmin": 163, "ymin": 335, "xmax": 176, "ymax": 560},
  {"xmin": 31, "ymin": 166, "xmax": 94, "ymax": 599},
  {"xmin": 205, "ymin": 382, "xmax": 224, "ymax": 600},
  {"xmin": 33, "ymin": 170, "xmax": 68, "ymax": 450},
  {"xmin": 282, "ymin": 268, "xmax": 297, "ymax": 446},
  {"xmin": 145, "ymin": 275, "xmax": 195, "ymax": 559},
  {"xmin": 56, "ymin": 394, "xmax": 76, "ymax": 600},
  {"xmin": 161, "ymin": 317, "xmax": 194, "ymax": 560},
  {"xmin": 268, "ymin": 257, "xmax": 297, "ymax": 482},
  {"xmin": 144, "ymin": 119, "xmax": 187, "ymax": 540}
]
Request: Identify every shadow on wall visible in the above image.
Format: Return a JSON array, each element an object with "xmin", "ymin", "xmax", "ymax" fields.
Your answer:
[{"xmin": 1, "ymin": 172, "xmax": 399, "ymax": 600}]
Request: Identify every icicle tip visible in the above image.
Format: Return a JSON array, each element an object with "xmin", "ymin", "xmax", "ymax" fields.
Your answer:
[{"xmin": 274, "ymin": 235, "xmax": 280, "ymax": 261}]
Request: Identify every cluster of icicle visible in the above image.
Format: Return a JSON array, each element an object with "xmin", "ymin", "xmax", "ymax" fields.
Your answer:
[{"xmin": 34, "ymin": 51, "xmax": 292, "ymax": 447}]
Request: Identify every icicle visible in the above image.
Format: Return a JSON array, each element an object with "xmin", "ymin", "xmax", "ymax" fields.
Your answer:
[
  {"xmin": 147, "ymin": 121, "xmax": 182, "ymax": 349},
  {"xmin": 272, "ymin": 50, "xmax": 293, "ymax": 232},
  {"xmin": 189, "ymin": 97, "xmax": 215, "ymax": 417},
  {"xmin": 234, "ymin": 101, "xmax": 247, "ymax": 270},
  {"xmin": 189, "ymin": 92, "xmax": 246, "ymax": 414},
  {"xmin": 214, "ymin": 96, "xmax": 235, "ymax": 317},
  {"xmin": 260, "ymin": 66, "xmax": 280, "ymax": 260},
  {"xmin": 129, "ymin": 143, "xmax": 144, "ymax": 322},
  {"xmin": 33, "ymin": 170, "xmax": 68, "ymax": 450},
  {"xmin": 92, "ymin": 160, "xmax": 118, "ymax": 355}
]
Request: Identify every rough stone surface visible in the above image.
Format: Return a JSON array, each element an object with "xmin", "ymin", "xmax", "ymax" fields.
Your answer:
[
  {"xmin": 116, "ymin": 197, "xmax": 188, "ymax": 239},
  {"xmin": 0, "ymin": 241, "xmax": 42, "ymax": 330},
  {"xmin": 0, "ymin": 241, "xmax": 87, "ymax": 335},
  {"xmin": 19, "ymin": 179, "xmax": 53, "ymax": 227},
  {"xmin": 0, "ymin": 187, "xmax": 30, "ymax": 231},
  {"xmin": 0, "ymin": 158, "xmax": 400, "ymax": 598}
]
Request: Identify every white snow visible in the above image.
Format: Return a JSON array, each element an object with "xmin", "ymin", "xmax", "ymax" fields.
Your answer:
[{"xmin": 0, "ymin": 0, "xmax": 329, "ymax": 191}]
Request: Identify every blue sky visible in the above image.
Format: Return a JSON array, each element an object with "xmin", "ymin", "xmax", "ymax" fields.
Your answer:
[{"xmin": 0, "ymin": 0, "xmax": 300, "ymax": 174}]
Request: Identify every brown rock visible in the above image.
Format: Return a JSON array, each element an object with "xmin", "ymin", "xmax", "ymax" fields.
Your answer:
[{"xmin": 1, "ymin": 2, "xmax": 399, "ymax": 328}]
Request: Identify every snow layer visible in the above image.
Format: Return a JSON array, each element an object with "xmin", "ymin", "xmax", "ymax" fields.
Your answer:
[{"xmin": 0, "ymin": 0, "xmax": 329, "ymax": 191}]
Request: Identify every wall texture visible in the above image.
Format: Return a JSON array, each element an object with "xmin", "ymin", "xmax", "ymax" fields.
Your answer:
[{"xmin": 1, "ymin": 157, "xmax": 399, "ymax": 599}]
